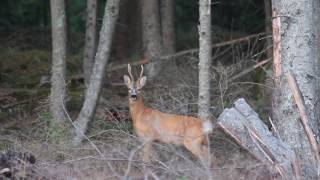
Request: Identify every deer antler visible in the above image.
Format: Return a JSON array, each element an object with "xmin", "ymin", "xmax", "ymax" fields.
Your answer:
[
  {"xmin": 140, "ymin": 65, "xmax": 144, "ymax": 79},
  {"xmin": 128, "ymin": 64, "xmax": 134, "ymax": 81}
]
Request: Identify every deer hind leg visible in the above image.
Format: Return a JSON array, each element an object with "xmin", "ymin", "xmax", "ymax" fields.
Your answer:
[{"xmin": 184, "ymin": 137, "xmax": 209, "ymax": 163}]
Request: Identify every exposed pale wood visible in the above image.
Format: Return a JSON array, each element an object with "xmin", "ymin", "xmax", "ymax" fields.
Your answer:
[{"xmin": 272, "ymin": 10, "xmax": 281, "ymax": 85}]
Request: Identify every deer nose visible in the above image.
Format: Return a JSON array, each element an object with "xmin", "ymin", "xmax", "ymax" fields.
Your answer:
[{"xmin": 130, "ymin": 89, "xmax": 137, "ymax": 99}]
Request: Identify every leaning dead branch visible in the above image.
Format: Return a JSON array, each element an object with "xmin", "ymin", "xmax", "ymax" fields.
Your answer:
[
  {"xmin": 217, "ymin": 98, "xmax": 299, "ymax": 179},
  {"xmin": 286, "ymin": 71, "xmax": 320, "ymax": 167},
  {"xmin": 107, "ymin": 33, "xmax": 266, "ymax": 72}
]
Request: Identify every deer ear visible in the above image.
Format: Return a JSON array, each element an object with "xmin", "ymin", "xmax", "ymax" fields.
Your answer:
[
  {"xmin": 138, "ymin": 76, "xmax": 147, "ymax": 88},
  {"xmin": 123, "ymin": 75, "xmax": 131, "ymax": 88}
]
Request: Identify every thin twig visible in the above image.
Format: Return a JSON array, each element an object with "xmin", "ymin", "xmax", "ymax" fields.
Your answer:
[
  {"xmin": 268, "ymin": 116, "xmax": 280, "ymax": 139},
  {"xmin": 123, "ymin": 141, "xmax": 148, "ymax": 179},
  {"xmin": 60, "ymin": 95, "xmax": 122, "ymax": 179},
  {"xmin": 228, "ymin": 59, "xmax": 270, "ymax": 82},
  {"xmin": 61, "ymin": 97, "xmax": 105, "ymax": 159}
]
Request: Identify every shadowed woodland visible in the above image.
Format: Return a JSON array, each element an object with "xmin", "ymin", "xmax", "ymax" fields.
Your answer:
[{"xmin": 0, "ymin": 0, "xmax": 320, "ymax": 179}]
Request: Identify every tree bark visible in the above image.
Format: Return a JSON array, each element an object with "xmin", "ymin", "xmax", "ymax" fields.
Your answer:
[
  {"xmin": 198, "ymin": 0, "xmax": 212, "ymax": 121},
  {"xmin": 83, "ymin": 0, "xmax": 98, "ymax": 87},
  {"xmin": 160, "ymin": 0, "xmax": 175, "ymax": 55},
  {"xmin": 49, "ymin": 0, "xmax": 68, "ymax": 132},
  {"xmin": 263, "ymin": 0, "xmax": 272, "ymax": 59},
  {"xmin": 140, "ymin": 0, "xmax": 163, "ymax": 80},
  {"xmin": 271, "ymin": 0, "xmax": 320, "ymax": 178},
  {"xmin": 115, "ymin": 0, "xmax": 129, "ymax": 63},
  {"xmin": 73, "ymin": 0, "xmax": 120, "ymax": 146}
]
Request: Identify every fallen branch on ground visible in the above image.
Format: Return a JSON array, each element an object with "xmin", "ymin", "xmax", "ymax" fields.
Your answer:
[{"xmin": 217, "ymin": 98, "xmax": 300, "ymax": 179}]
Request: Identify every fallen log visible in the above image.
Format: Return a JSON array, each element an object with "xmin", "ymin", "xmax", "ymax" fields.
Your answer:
[{"xmin": 217, "ymin": 98, "xmax": 300, "ymax": 179}]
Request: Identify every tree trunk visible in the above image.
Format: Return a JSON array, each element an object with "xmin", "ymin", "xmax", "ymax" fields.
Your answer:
[
  {"xmin": 263, "ymin": 0, "xmax": 272, "ymax": 59},
  {"xmin": 127, "ymin": 0, "xmax": 142, "ymax": 57},
  {"xmin": 83, "ymin": 0, "xmax": 98, "ymax": 87},
  {"xmin": 271, "ymin": 0, "xmax": 320, "ymax": 178},
  {"xmin": 73, "ymin": 0, "xmax": 120, "ymax": 146},
  {"xmin": 160, "ymin": 0, "xmax": 175, "ymax": 55},
  {"xmin": 140, "ymin": 0, "xmax": 163, "ymax": 80},
  {"xmin": 49, "ymin": 0, "xmax": 68, "ymax": 142},
  {"xmin": 115, "ymin": 0, "xmax": 129, "ymax": 63},
  {"xmin": 198, "ymin": 0, "xmax": 212, "ymax": 121},
  {"xmin": 65, "ymin": 0, "xmax": 71, "ymax": 57}
]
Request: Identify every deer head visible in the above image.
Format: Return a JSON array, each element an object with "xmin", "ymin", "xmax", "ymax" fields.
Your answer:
[{"xmin": 123, "ymin": 64, "xmax": 147, "ymax": 102}]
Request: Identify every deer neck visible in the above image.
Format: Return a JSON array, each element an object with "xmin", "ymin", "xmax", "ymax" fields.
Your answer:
[{"xmin": 129, "ymin": 96, "xmax": 145, "ymax": 124}]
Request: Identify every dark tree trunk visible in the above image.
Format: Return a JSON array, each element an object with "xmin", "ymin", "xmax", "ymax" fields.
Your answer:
[
  {"xmin": 271, "ymin": 0, "xmax": 320, "ymax": 178},
  {"xmin": 140, "ymin": 0, "xmax": 163, "ymax": 80},
  {"xmin": 127, "ymin": 0, "xmax": 142, "ymax": 58},
  {"xmin": 83, "ymin": 0, "xmax": 98, "ymax": 87},
  {"xmin": 73, "ymin": 0, "xmax": 120, "ymax": 146},
  {"xmin": 160, "ymin": 0, "xmax": 175, "ymax": 55},
  {"xmin": 115, "ymin": 0, "xmax": 129, "ymax": 63},
  {"xmin": 263, "ymin": 0, "xmax": 272, "ymax": 59}
]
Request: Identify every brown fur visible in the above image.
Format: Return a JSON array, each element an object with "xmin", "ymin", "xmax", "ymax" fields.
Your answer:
[{"xmin": 124, "ymin": 65, "xmax": 211, "ymax": 162}]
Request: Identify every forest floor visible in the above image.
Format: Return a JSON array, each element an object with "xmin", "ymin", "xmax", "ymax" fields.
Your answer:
[{"xmin": 0, "ymin": 31, "xmax": 272, "ymax": 179}]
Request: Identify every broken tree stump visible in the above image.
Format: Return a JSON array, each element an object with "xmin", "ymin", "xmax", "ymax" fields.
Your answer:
[{"xmin": 217, "ymin": 98, "xmax": 300, "ymax": 179}]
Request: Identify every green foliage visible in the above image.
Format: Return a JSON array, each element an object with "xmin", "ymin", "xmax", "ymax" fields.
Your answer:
[
  {"xmin": 0, "ymin": 0, "xmax": 50, "ymax": 31},
  {"xmin": 176, "ymin": 176, "xmax": 188, "ymax": 180},
  {"xmin": 212, "ymin": 0, "xmax": 265, "ymax": 33},
  {"xmin": 0, "ymin": 48, "xmax": 50, "ymax": 87}
]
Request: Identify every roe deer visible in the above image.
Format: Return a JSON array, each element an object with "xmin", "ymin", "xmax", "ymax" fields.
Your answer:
[{"xmin": 123, "ymin": 64, "xmax": 213, "ymax": 162}]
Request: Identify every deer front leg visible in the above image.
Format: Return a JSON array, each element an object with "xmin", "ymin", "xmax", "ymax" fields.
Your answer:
[{"xmin": 142, "ymin": 140, "xmax": 152, "ymax": 162}]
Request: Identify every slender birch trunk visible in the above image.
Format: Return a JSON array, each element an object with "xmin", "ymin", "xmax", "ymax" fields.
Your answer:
[
  {"xmin": 83, "ymin": 0, "xmax": 97, "ymax": 87},
  {"xmin": 73, "ymin": 0, "xmax": 120, "ymax": 146},
  {"xmin": 198, "ymin": 0, "xmax": 212, "ymax": 121}
]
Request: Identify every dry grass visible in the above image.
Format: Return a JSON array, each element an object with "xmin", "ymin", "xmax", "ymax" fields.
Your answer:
[{"xmin": 0, "ymin": 34, "xmax": 272, "ymax": 179}]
